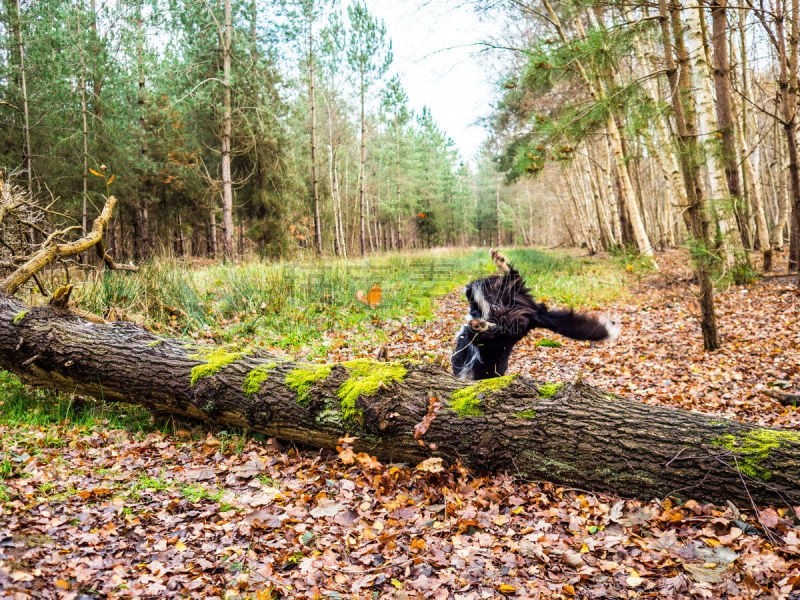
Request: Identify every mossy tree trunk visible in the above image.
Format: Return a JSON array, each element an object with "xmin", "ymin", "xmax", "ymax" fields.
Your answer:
[{"xmin": 2, "ymin": 291, "xmax": 800, "ymax": 506}]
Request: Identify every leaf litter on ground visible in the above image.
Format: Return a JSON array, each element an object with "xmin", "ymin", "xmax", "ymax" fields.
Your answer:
[{"xmin": 1, "ymin": 249, "xmax": 800, "ymax": 599}]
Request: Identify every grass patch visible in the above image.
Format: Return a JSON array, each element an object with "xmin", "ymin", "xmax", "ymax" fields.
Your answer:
[
  {"xmin": 0, "ymin": 371, "xmax": 153, "ymax": 433},
  {"xmin": 74, "ymin": 248, "xmax": 630, "ymax": 360}
]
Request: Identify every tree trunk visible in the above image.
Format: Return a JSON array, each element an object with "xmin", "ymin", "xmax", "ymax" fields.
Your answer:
[
  {"xmin": 220, "ymin": 0, "xmax": 234, "ymax": 261},
  {"xmin": 661, "ymin": 0, "xmax": 720, "ymax": 351},
  {"xmin": 2, "ymin": 293, "xmax": 799, "ymax": 507},
  {"xmin": 734, "ymin": 7, "xmax": 773, "ymax": 268},
  {"xmin": 7, "ymin": 0, "xmax": 33, "ymax": 196},
  {"xmin": 710, "ymin": 0, "xmax": 750, "ymax": 249},
  {"xmin": 358, "ymin": 83, "xmax": 367, "ymax": 256},
  {"xmin": 308, "ymin": 24, "xmax": 323, "ymax": 256},
  {"xmin": 74, "ymin": 6, "xmax": 91, "ymax": 235},
  {"xmin": 135, "ymin": 0, "xmax": 151, "ymax": 262}
]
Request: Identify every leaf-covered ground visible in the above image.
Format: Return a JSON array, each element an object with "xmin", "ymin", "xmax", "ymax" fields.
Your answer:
[{"xmin": 2, "ymin": 251, "xmax": 800, "ymax": 599}]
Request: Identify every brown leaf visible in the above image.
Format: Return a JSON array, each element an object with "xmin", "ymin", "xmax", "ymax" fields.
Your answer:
[{"xmin": 413, "ymin": 396, "xmax": 442, "ymax": 439}]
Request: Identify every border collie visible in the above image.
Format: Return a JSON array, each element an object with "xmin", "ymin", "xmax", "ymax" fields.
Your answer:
[{"xmin": 451, "ymin": 249, "xmax": 620, "ymax": 380}]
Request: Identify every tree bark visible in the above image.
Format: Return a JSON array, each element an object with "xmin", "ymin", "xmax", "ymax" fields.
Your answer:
[
  {"xmin": 220, "ymin": 0, "xmax": 234, "ymax": 261},
  {"xmin": 2, "ymin": 293, "xmax": 799, "ymax": 507},
  {"xmin": 307, "ymin": 21, "xmax": 323, "ymax": 256}
]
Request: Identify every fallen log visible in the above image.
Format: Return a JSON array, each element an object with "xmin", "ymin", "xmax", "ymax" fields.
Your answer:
[{"xmin": 2, "ymin": 291, "xmax": 800, "ymax": 507}]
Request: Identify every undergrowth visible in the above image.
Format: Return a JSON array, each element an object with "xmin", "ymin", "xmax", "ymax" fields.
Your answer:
[
  {"xmin": 0, "ymin": 372, "xmax": 153, "ymax": 434},
  {"xmin": 75, "ymin": 248, "xmax": 630, "ymax": 359}
]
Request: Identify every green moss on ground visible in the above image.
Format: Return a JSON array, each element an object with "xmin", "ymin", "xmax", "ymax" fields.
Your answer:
[
  {"xmin": 243, "ymin": 362, "xmax": 277, "ymax": 397},
  {"xmin": 338, "ymin": 359, "xmax": 408, "ymax": 422},
  {"xmin": 190, "ymin": 348, "xmax": 245, "ymax": 387},
  {"xmin": 285, "ymin": 364, "xmax": 334, "ymax": 404},
  {"xmin": 713, "ymin": 428, "xmax": 800, "ymax": 481},
  {"xmin": 449, "ymin": 375, "xmax": 517, "ymax": 417},
  {"xmin": 13, "ymin": 310, "xmax": 29, "ymax": 324}
]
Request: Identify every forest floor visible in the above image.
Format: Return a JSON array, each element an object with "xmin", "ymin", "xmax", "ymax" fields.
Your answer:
[{"xmin": 1, "ymin": 250, "xmax": 800, "ymax": 599}]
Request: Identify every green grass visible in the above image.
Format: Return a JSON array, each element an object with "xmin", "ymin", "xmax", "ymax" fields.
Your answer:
[
  {"xmin": 77, "ymin": 249, "xmax": 499, "ymax": 356},
  {"xmin": 0, "ymin": 372, "xmax": 154, "ymax": 433},
  {"xmin": 73, "ymin": 248, "xmax": 630, "ymax": 360}
]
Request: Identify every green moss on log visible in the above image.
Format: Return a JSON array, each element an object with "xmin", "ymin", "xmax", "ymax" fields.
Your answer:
[
  {"xmin": 243, "ymin": 362, "xmax": 277, "ymax": 397},
  {"xmin": 514, "ymin": 408, "xmax": 537, "ymax": 419},
  {"xmin": 13, "ymin": 310, "xmax": 29, "ymax": 324},
  {"xmin": 190, "ymin": 348, "xmax": 245, "ymax": 387},
  {"xmin": 338, "ymin": 359, "xmax": 408, "ymax": 422},
  {"xmin": 537, "ymin": 382, "xmax": 564, "ymax": 398},
  {"xmin": 449, "ymin": 375, "xmax": 517, "ymax": 417},
  {"xmin": 713, "ymin": 428, "xmax": 800, "ymax": 481},
  {"xmin": 285, "ymin": 364, "xmax": 334, "ymax": 404}
]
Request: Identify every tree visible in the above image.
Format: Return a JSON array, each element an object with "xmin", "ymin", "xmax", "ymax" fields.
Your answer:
[
  {"xmin": 660, "ymin": 0, "xmax": 720, "ymax": 351},
  {"xmin": 3, "ymin": 0, "xmax": 32, "ymax": 196},
  {"xmin": 381, "ymin": 75, "xmax": 411, "ymax": 248},
  {"xmin": 710, "ymin": 0, "xmax": 749, "ymax": 250},
  {"xmin": 748, "ymin": 0, "xmax": 800, "ymax": 276},
  {"xmin": 346, "ymin": 1, "xmax": 392, "ymax": 255},
  {"xmin": 498, "ymin": 0, "xmax": 656, "ymax": 260},
  {"xmin": 219, "ymin": 0, "xmax": 234, "ymax": 260},
  {"xmin": 282, "ymin": 0, "xmax": 337, "ymax": 255}
]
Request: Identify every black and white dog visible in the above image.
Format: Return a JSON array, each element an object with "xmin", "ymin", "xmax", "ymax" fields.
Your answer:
[{"xmin": 451, "ymin": 249, "xmax": 620, "ymax": 380}]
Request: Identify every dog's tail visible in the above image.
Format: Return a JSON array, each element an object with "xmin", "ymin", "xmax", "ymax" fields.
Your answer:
[{"xmin": 533, "ymin": 308, "xmax": 620, "ymax": 342}]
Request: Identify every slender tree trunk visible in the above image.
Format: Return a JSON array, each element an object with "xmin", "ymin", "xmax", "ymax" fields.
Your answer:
[
  {"xmin": 785, "ymin": 0, "xmax": 800, "ymax": 273},
  {"xmin": 308, "ymin": 25, "xmax": 322, "ymax": 255},
  {"xmin": 710, "ymin": 0, "xmax": 750, "ymax": 250},
  {"xmin": 135, "ymin": 0, "xmax": 151, "ymax": 261},
  {"xmin": 209, "ymin": 209, "xmax": 218, "ymax": 259},
  {"xmin": 73, "ymin": 5, "xmax": 91, "ymax": 235},
  {"xmin": 584, "ymin": 149, "xmax": 616, "ymax": 249},
  {"xmin": 575, "ymin": 7, "xmax": 655, "ymax": 260},
  {"xmin": 220, "ymin": 0, "xmax": 234, "ymax": 260},
  {"xmin": 495, "ymin": 172, "xmax": 502, "ymax": 247},
  {"xmin": 734, "ymin": 9, "xmax": 773, "ymax": 268},
  {"xmin": 566, "ymin": 164, "xmax": 597, "ymax": 253},
  {"xmin": 358, "ymin": 82, "xmax": 367, "ymax": 256},
  {"xmin": 661, "ymin": 0, "xmax": 720, "ymax": 351},
  {"xmin": 7, "ymin": 0, "xmax": 33, "ymax": 196}
]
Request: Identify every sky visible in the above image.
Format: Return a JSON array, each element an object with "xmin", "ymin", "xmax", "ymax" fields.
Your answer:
[{"xmin": 366, "ymin": 0, "xmax": 506, "ymax": 162}]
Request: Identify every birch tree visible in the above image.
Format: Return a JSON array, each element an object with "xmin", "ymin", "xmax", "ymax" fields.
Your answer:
[
  {"xmin": 660, "ymin": 0, "xmax": 720, "ymax": 351},
  {"xmin": 748, "ymin": 0, "xmax": 800, "ymax": 274}
]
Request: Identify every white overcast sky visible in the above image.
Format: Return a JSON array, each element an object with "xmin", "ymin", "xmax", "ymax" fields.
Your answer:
[{"xmin": 366, "ymin": 0, "xmax": 506, "ymax": 162}]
